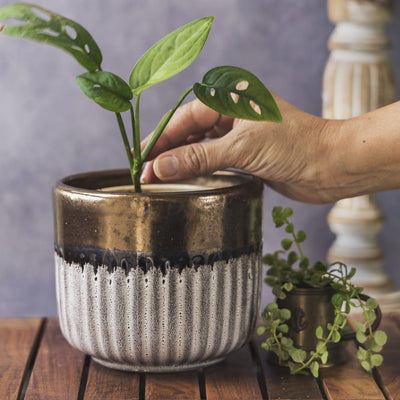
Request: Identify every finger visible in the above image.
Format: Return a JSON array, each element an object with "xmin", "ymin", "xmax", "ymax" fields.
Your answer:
[
  {"xmin": 152, "ymin": 136, "xmax": 233, "ymax": 182},
  {"xmin": 142, "ymin": 99, "xmax": 234, "ymax": 160},
  {"xmin": 140, "ymin": 161, "xmax": 160, "ymax": 184}
]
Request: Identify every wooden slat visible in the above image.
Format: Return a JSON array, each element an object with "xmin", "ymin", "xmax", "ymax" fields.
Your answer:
[
  {"xmin": 0, "ymin": 317, "xmax": 43, "ymax": 400},
  {"xmin": 204, "ymin": 345, "xmax": 263, "ymax": 400},
  {"xmin": 84, "ymin": 361, "xmax": 140, "ymax": 400},
  {"xmin": 372, "ymin": 314, "xmax": 400, "ymax": 400},
  {"xmin": 145, "ymin": 370, "xmax": 200, "ymax": 400},
  {"xmin": 24, "ymin": 317, "xmax": 86, "ymax": 400},
  {"xmin": 320, "ymin": 342, "xmax": 385, "ymax": 400},
  {"xmin": 254, "ymin": 332, "xmax": 323, "ymax": 400}
]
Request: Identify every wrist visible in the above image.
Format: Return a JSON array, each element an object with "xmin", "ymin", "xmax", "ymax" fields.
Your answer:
[
  {"xmin": 321, "ymin": 103, "xmax": 400, "ymax": 200},
  {"xmin": 312, "ymin": 118, "xmax": 350, "ymax": 203}
]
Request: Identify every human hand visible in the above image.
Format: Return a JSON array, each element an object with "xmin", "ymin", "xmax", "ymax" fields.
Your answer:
[{"xmin": 140, "ymin": 96, "xmax": 339, "ymax": 204}]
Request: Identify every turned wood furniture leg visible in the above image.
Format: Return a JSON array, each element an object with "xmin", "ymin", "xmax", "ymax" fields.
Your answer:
[{"xmin": 323, "ymin": 0, "xmax": 400, "ymax": 308}]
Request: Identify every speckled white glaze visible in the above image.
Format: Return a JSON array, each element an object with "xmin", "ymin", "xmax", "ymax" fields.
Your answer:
[{"xmin": 55, "ymin": 251, "xmax": 261, "ymax": 372}]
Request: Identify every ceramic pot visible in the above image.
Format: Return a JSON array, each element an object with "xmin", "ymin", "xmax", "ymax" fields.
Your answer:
[
  {"xmin": 275, "ymin": 287, "xmax": 382, "ymax": 367},
  {"xmin": 53, "ymin": 169, "xmax": 263, "ymax": 372}
]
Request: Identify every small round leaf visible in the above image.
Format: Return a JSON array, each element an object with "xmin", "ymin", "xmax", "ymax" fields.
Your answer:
[
  {"xmin": 374, "ymin": 330, "xmax": 387, "ymax": 346},
  {"xmin": 316, "ymin": 326, "xmax": 323, "ymax": 339},
  {"xmin": 371, "ymin": 354, "xmax": 383, "ymax": 367},
  {"xmin": 281, "ymin": 239, "xmax": 293, "ymax": 251},
  {"xmin": 310, "ymin": 361, "xmax": 319, "ymax": 378}
]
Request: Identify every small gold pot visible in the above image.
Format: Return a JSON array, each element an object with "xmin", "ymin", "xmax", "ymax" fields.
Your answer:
[
  {"xmin": 53, "ymin": 169, "xmax": 263, "ymax": 372},
  {"xmin": 276, "ymin": 287, "xmax": 382, "ymax": 367}
]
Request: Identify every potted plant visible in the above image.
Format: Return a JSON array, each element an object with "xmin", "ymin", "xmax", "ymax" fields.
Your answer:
[
  {"xmin": 258, "ymin": 206, "xmax": 387, "ymax": 377},
  {"xmin": 0, "ymin": 4, "xmax": 281, "ymax": 371}
]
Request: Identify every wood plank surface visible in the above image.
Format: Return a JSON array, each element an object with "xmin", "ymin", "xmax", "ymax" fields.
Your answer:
[
  {"xmin": 24, "ymin": 317, "xmax": 86, "ymax": 400},
  {"xmin": 372, "ymin": 315, "xmax": 400, "ymax": 400},
  {"xmin": 320, "ymin": 342, "xmax": 385, "ymax": 400},
  {"xmin": 0, "ymin": 317, "xmax": 43, "ymax": 400},
  {"xmin": 254, "ymin": 332, "xmax": 324, "ymax": 400},
  {"xmin": 1, "ymin": 315, "xmax": 399, "ymax": 399},
  {"xmin": 203, "ymin": 345, "xmax": 263, "ymax": 400},
  {"xmin": 145, "ymin": 370, "xmax": 201, "ymax": 400},
  {"xmin": 84, "ymin": 360, "xmax": 140, "ymax": 400}
]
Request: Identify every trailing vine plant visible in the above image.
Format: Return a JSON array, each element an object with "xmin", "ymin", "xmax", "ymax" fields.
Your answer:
[
  {"xmin": 258, "ymin": 206, "xmax": 387, "ymax": 377},
  {"xmin": 0, "ymin": 3, "xmax": 281, "ymax": 192}
]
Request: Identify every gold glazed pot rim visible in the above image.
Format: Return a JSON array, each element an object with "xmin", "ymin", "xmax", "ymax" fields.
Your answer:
[
  {"xmin": 53, "ymin": 169, "xmax": 264, "ymax": 256},
  {"xmin": 55, "ymin": 169, "xmax": 262, "ymax": 198}
]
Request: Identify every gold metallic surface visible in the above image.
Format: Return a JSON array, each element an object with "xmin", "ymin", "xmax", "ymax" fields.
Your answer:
[
  {"xmin": 277, "ymin": 287, "xmax": 347, "ymax": 367},
  {"xmin": 53, "ymin": 170, "xmax": 263, "ymax": 254}
]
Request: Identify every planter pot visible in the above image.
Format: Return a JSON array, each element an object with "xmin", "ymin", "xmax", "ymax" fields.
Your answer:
[
  {"xmin": 53, "ymin": 169, "xmax": 263, "ymax": 372},
  {"xmin": 274, "ymin": 287, "xmax": 382, "ymax": 367}
]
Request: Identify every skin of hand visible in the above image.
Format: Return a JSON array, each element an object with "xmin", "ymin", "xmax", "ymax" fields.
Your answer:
[{"xmin": 140, "ymin": 95, "xmax": 400, "ymax": 204}]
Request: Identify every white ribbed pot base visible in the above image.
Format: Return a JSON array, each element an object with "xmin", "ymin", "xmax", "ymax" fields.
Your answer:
[
  {"xmin": 92, "ymin": 355, "xmax": 226, "ymax": 373},
  {"xmin": 55, "ymin": 251, "xmax": 261, "ymax": 372}
]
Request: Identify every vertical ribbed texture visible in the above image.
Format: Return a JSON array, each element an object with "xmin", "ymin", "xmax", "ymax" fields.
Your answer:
[
  {"xmin": 55, "ymin": 251, "xmax": 261, "ymax": 372},
  {"xmin": 322, "ymin": 57, "xmax": 395, "ymax": 119}
]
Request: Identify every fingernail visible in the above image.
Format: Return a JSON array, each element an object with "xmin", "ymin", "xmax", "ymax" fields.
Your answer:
[
  {"xmin": 154, "ymin": 156, "xmax": 179, "ymax": 178},
  {"xmin": 140, "ymin": 163, "xmax": 151, "ymax": 183}
]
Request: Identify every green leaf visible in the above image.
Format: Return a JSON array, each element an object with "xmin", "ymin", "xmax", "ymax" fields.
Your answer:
[
  {"xmin": 299, "ymin": 257, "xmax": 309, "ymax": 269},
  {"xmin": 357, "ymin": 347, "xmax": 368, "ymax": 361},
  {"xmin": 370, "ymin": 341, "xmax": 383, "ymax": 353},
  {"xmin": 281, "ymin": 239, "xmax": 293, "ymax": 251},
  {"xmin": 353, "ymin": 320, "xmax": 366, "ymax": 333},
  {"xmin": 76, "ymin": 71, "xmax": 133, "ymax": 112},
  {"xmin": 316, "ymin": 341, "xmax": 326, "ymax": 354},
  {"xmin": 283, "ymin": 282, "xmax": 294, "ymax": 292},
  {"xmin": 332, "ymin": 330, "xmax": 341, "ymax": 343},
  {"xmin": 264, "ymin": 277, "xmax": 276, "ymax": 287},
  {"xmin": 279, "ymin": 308, "xmax": 291, "ymax": 321},
  {"xmin": 257, "ymin": 326, "xmax": 267, "ymax": 336},
  {"xmin": 347, "ymin": 267, "xmax": 357, "ymax": 279},
  {"xmin": 285, "ymin": 223, "xmax": 294, "ymax": 234},
  {"xmin": 361, "ymin": 360, "xmax": 372, "ymax": 371},
  {"xmin": 363, "ymin": 310, "xmax": 376, "ymax": 323},
  {"xmin": 330, "ymin": 282, "xmax": 343, "ymax": 291},
  {"xmin": 283, "ymin": 207, "xmax": 293, "ymax": 218},
  {"xmin": 371, "ymin": 354, "xmax": 383, "ymax": 367},
  {"xmin": 356, "ymin": 330, "xmax": 367, "ymax": 344},
  {"xmin": 0, "ymin": 3, "xmax": 102, "ymax": 71},
  {"xmin": 313, "ymin": 261, "xmax": 328, "ymax": 273},
  {"xmin": 265, "ymin": 302, "xmax": 278, "ymax": 312},
  {"xmin": 262, "ymin": 254, "xmax": 274, "ymax": 265},
  {"xmin": 129, "ymin": 16, "xmax": 213, "ymax": 94},
  {"xmin": 331, "ymin": 293, "xmax": 344, "ymax": 308},
  {"xmin": 296, "ymin": 230, "xmax": 307, "ymax": 243},
  {"xmin": 320, "ymin": 351, "xmax": 328, "ymax": 365},
  {"xmin": 280, "ymin": 336, "xmax": 289, "ymax": 346},
  {"xmin": 278, "ymin": 323, "xmax": 289, "ymax": 333},
  {"xmin": 272, "ymin": 207, "xmax": 284, "ymax": 226},
  {"xmin": 366, "ymin": 298, "xmax": 378, "ymax": 310},
  {"xmin": 193, "ymin": 66, "xmax": 282, "ymax": 121},
  {"xmin": 374, "ymin": 330, "xmax": 388, "ymax": 346},
  {"xmin": 316, "ymin": 326, "xmax": 323, "ymax": 340},
  {"xmin": 290, "ymin": 349, "xmax": 307, "ymax": 363},
  {"xmin": 310, "ymin": 361, "xmax": 319, "ymax": 378},
  {"xmin": 287, "ymin": 251, "xmax": 298, "ymax": 265}
]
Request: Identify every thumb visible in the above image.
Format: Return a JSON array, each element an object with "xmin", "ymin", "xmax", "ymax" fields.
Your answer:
[{"xmin": 152, "ymin": 138, "xmax": 232, "ymax": 181}]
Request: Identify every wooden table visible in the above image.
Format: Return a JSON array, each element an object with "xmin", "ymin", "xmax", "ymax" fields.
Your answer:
[{"xmin": 1, "ymin": 314, "xmax": 399, "ymax": 400}]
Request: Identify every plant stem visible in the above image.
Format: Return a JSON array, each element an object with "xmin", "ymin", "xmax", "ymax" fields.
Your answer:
[
  {"xmin": 141, "ymin": 86, "xmax": 193, "ymax": 161},
  {"xmin": 357, "ymin": 295, "xmax": 374, "ymax": 336},
  {"xmin": 291, "ymin": 310, "xmax": 341, "ymax": 375},
  {"xmin": 283, "ymin": 217, "xmax": 306, "ymax": 260},
  {"xmin": 131, "ymin": 101, "xmax": 142, "ymax": 192},
  {"xmin": 115, "ymin": 112, "xmax": 135, "ymax": 186}
]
